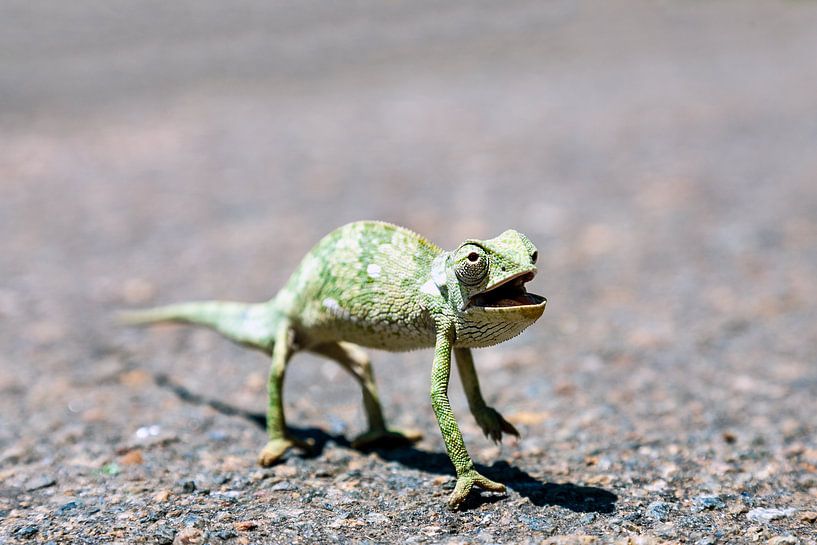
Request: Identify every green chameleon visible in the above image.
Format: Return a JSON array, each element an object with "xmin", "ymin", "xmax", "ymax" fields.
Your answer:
[{"xmin": 122, "ymin": 221, "xmax": 546, "ymax": 508}]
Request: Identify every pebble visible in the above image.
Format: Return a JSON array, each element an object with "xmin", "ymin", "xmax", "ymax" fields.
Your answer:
[
  {"xmin": 520, "ymin": 515, "xmax": 554, "ymax": 532},
  {"xmin": 173, "ymin": 527, "xmax": 203, "ymax": 545},
  {"xmin": 118, "ymin": 450, "xmax": 144, "ymax": 465},
  {"xmin": 25, "ymin": 475, "xmax": 56, "ymax": 491},
  {"xmin": 693, "ymin": 495, "xmax": 726, "ymax": 511},
  {"xmin": 544, "ymin": 536, "xmax": 598, "ymax": 545},
  {"xmin": 766, "ymin": 537, "xmax": 799, "ymax": 545},
  {"xmin": 747, "ymin": 508, "xmax": 796, "ymax": 524},
  {"xmin": 56, "ymin": 500, "xmax": 82, "ymax": 515},
  {"xmin": 646, "ymin": 501, "xmax": 672, "ymax": 521},
  {"xmin": 154, "ymin": 489, "xmax": 172, "ymax": 502},
  {"xmin": 365, "ymin": 513, "xmax": 390, "ymax": 524},
  {"xmin": 799, "ymin": 511, "xmax": 817, "ymax": 523},
  {"xmin": 14, "ymin": 525, "xmax": 39, "ymax": 538},
  {"xmin": 154, "ymin": 525, "xmax": 176, "ymax": 545},
  {"xmin": 580, "ymin": 513, "xmax": 596, "ymax": 524}
]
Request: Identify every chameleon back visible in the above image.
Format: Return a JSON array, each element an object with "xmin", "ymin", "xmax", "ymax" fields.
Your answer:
[{"xmin": 274, "ymin": 221, "xmax": 441, "ymax": 351}]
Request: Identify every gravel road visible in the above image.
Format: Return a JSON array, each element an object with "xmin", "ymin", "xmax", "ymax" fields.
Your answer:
[{"xmin": 2, "ymin": 1, "xmax": 816, "ymax": 543}]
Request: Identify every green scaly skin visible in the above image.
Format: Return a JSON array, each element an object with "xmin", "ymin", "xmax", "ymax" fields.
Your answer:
[{"xmin": 121, "ymin": 220, "xmax": 546, "ymax": 509}]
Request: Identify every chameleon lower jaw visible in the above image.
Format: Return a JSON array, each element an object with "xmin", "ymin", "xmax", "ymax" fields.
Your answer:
[{"xmin": 465, "ymin": 294, "xmax": 547, "ymax": 321}]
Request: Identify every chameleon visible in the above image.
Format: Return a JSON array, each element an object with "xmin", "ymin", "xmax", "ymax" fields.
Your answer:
[{"xmin": 121, "ymin": 220, "xmax": 546, "ymax": 509}]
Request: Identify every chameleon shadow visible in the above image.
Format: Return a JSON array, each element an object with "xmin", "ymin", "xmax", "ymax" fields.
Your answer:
[
  {"xmin": 373, "ymin": 448, "xmax": 617, "ymax": 514},
  {"xmin": 154, "ymin": 373, "xmax": 617, "ymax": 514},
  {"xmin": 153, "ymin": 372, "xmax": 347, "ymax": 459}
]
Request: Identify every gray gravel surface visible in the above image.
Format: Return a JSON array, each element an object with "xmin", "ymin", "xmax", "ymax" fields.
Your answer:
[{"xmin": 2, "ymin": 1, "xmax": 817, "ymax": 543}]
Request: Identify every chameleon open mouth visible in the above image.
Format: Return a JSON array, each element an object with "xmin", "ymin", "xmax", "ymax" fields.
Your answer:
[{"xmin": 469, "ymin": 271, "xmax": 546, "ymax": 309}]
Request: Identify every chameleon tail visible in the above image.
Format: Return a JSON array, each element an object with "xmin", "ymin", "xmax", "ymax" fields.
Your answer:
[{"xmin": 118, "ymin": 301, "xmax": 277, "ymax": 351}]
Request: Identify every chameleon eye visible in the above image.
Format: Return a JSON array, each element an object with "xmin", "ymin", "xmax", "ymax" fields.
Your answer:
[
  {"xmin": 456, "ymin": 247, "xmax": 488, "ymax": 287},
  {"xmin": 531, "ymin": 251, "xmax": 538, "ymax": 264}
]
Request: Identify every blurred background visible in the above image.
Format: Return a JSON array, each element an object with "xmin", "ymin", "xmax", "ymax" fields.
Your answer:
[{"xmin": 2, "ymin": 1, "xmax": 817, "ymax": 542}]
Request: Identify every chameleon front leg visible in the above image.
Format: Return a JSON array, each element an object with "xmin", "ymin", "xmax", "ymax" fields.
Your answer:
[
  {"xmin": 430, "ymin": 325, "xmax": 506, "ymax": 509},
  {"xmin": 257, "ymin": 319, "xmax": 312, "ymax": 466},
  {"xmin": 310, "ymin": 341, "xmax": 421, "ymax": 449},
  {"xmin": 454, "ymin": 347, "xmax": 519, "ymax": 443}
]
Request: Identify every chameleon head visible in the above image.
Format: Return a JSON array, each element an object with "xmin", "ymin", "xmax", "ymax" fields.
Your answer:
[{"xmin": 435, "ymin": 229, "xmax": 547, "ymax": 347}]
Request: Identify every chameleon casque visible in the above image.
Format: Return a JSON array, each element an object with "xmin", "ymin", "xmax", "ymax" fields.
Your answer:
[{"xmin": 123, "ymin": 221, "xmax": 546, "ymax": 508}]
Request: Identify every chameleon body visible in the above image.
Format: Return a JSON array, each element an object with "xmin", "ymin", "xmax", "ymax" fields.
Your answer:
[{"xmin": 123, "ymin": 221, "xmax": 546, "ymax": 508}]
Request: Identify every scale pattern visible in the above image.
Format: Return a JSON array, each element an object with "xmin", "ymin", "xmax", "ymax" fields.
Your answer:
[{"xmin": 276, "ymin": 221, "xmax": 440, "ymax": 350}]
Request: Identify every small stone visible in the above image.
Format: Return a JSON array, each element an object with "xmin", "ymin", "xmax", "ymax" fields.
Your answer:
[
  {"xmin": 14, "ymin": 525, "xmax": 39, "ymax": 538},
  {"xmin": 614, "ymin": 537, "xmax": 660, "ymax": 545},
  {"xmin": 693, "ymin": 494, "xmax": 726, "ymax": 511},
  {"xmin": 800, "ymin": 511, "xmax": 817, "ymax": 523},
  {"xmin": 173, "ymin": 527, "xmax": 203, "ymax": 545},
  {"xmin": 119, "ymin": 369, "xmax": 151, "ymax": 387},
  {"xmin": 521, "ymin": 515, "xmax": 553, "ymax": 533},
  {"xmin": 25, "ymin": 475, "xmax": 56, "ymax": 491},
  {"xmin": 544, "ymin": 536, "xmax": 598, "ymax": 545},
  {"xmin": 585, "ymin": 474, "xmax": 614, "ymax": 486},
  {"xmin": 173, "ymin": 527, "xmax": 204, "ymax": 545},
  {"xmin": 154, "ymin": 489, "xmax": 171, "ymax": 502},
  {"xmin": 135, "ymin": 425, "xmax": 162, "ymax": 440},
  {"xmin": 647, "ymin": 501, "xmax": 672, "ymax": 521},
  {"xmin": 271, "ymin": 480, "xmax": 295, "ymax": 491},
  {"xmin": 56, "ymin": 500, "xmax": 81, "ymax": 515},
  {"xmin": 747, "ymin": 507, "xmax": 796, "ymax": 523},
  {"xmin": 580, "ymin": 513, "xmax": 596, "ymax": 524},
  {"xmin": 272, "ymin": 464, "xmax": 298, "ymax": 478},
  {"xmin": 654, "ymin": 523, "xmax": 677, "ymax": 539},
  {"xmin": 214, "ymin": 529, "xmax": 238, "ymax": 540},
  {"xmin": 644, "ymin": 479, "xmax": 667, "ymax": 492},
  {"xmin": 233, "ymin": 521, "xmax": 258, "ymax": 531},
  {"xmin": 421, "ymin": 525, "xmax": 442, "ymax": 536},
  {"xmin": 119, "ymin": 450, "xmax": 144, "ymax": 465},
  {"xmin": 154, "ymin": 525, "xmax": 176, "ymax": 545},
  {"xmin": 767, "ymin": 537, "xmax": 799, "ymax": 545},
  {"xmin": 365, "ymin": 513, "xmax": 390, "ymax": 524},
  {"xmin": 180, "ymin": 480, "xmax": 197, "ymax": 493}
]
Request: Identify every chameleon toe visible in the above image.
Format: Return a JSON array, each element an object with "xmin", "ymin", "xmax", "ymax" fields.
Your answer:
[
  {"xmin": 447, "ymin": 469, "xmax": 507, "ymax": 510},
  {"xmin": 257, "ymin": 437, "xmax": 314, "ymax": 466}
]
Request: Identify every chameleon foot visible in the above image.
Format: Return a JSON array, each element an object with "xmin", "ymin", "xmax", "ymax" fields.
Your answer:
[
  {"xmin": 473, "ymin": 406, "xmax": 520, "ymax": 444},
  {"xmin": 448, "ymin": 468, "xmax": 506, "ymax": 510},
  {"xmin": 257, "ymin": 437, "xmax": 314, "ymax": 466},
  {"xmin": 351, "ymin": 428, "xmax": 423, "ymax": 450}
]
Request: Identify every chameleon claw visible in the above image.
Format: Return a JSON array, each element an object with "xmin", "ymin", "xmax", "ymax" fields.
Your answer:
[
  {"xmin": 257, "ymin": 436, "xmax": 315, "ymax": 466},
  {"xmin": 351, "ymin": 428, "xmax": 423, "ymax": 451},
  {"xmin": 447, "ymin": 468, "xmax": 507, "ymax": 510},
  {"xmin": 474, "ymin": 406, "xmax": 520, "ymax": 444}
]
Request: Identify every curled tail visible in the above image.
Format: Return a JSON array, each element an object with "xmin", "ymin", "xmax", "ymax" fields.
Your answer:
[{"xmin": 118, "ymin": 301, "xmax": 277, "ymax": 351}]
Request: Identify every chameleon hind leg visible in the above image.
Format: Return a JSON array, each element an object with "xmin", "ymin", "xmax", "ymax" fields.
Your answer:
[
  {"xmin": 258, "ymin": 320, "xmax": 313, "ymax": 466},
  {"xmin": 310, "ymin": 341, "xmax": 422, "ymax": 450}
]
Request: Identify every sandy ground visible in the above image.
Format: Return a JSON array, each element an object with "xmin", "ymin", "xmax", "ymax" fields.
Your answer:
[{"xmin": 2, "ymin": 1, "xmax": 817, "ymax": 543}]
